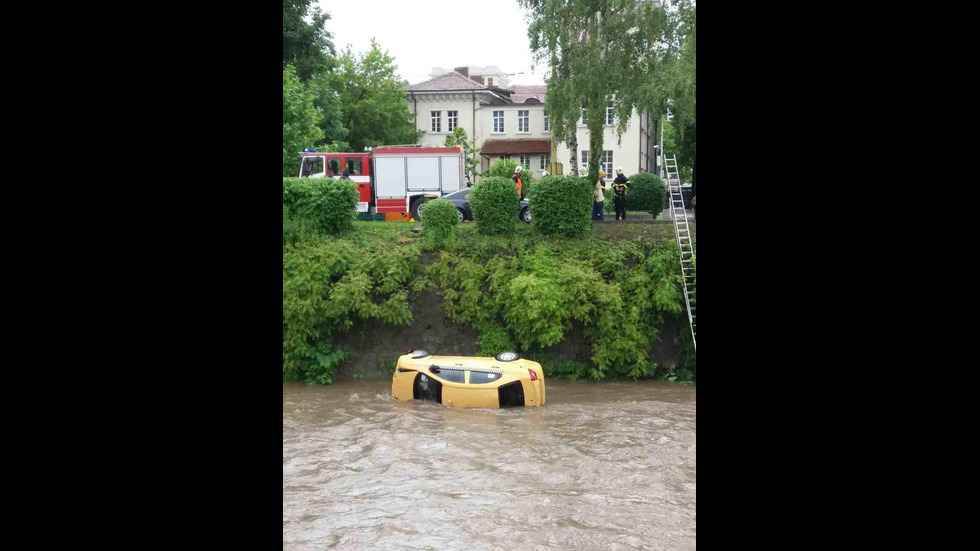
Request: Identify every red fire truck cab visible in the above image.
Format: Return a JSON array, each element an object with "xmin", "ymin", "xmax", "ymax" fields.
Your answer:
[{"xmin": 298, "ymin": 146, "xmax": 466, "ymax": 220}]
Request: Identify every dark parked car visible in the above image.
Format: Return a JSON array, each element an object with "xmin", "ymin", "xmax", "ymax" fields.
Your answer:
[{"xmin": 439, "ymin": 188, "xmax": 531, "ymax": 223}]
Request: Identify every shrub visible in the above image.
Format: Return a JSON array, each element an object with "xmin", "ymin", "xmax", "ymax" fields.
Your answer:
[
  {"xmin": 469, "ymin": 176, "xmax": 519, "ymax": 236},
  {"xmin": 527, "ymin": 175, "xmax": 593, "ymax": 238},
  {"xmin": 485, "ymin": 159, "xmax": 534, "ymax": 196},
  {"xmin": 283, "ymin": 204, "xmax": 322, "ymax": 245},
  {"xmin": 283, "ymin": 177, "xmax": 359, "ymax": 236},
  {"xmin": 625, "ymin": 172, "xmax": 667, "ymax": 215},
  {"xmin": 603, "ymin": 188, "xmax": 616, "ymax": 216},
  {"xmin": 283, "ymin": 240, "xmax": 418, "ymax": 384},
  {"xmin": 420, "ymin": 199, "xmax": 458, "ymax": 249}
]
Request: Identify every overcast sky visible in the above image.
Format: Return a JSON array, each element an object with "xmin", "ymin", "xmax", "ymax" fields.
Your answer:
[{"xmin": 317, "ymin": 0, "xmax": 549, "ymax": 85}]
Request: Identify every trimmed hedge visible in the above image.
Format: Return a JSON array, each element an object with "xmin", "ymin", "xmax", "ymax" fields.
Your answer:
[
  {"xmin": 283, "ymin": 177, "xmax": 359, "ymax": 236},
  {"xmin": 527, "ymin": 175, "xmax": 594, "ymax": 237},
  {"xmin": 470, "ymin": 176, "xmax": 519, "ymax": 236},
  {"xmin": 420, "ymin": 199, "xmax": 458, "ymax": 249},
  {"xmin": 625, "ymin": 172, "xmax": 666, "ymax": 215}
]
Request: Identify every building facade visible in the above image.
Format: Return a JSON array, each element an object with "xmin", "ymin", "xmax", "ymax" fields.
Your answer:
[{"xmin": 406, "ymin": 66, "xmax": 662, "ymax": 182}]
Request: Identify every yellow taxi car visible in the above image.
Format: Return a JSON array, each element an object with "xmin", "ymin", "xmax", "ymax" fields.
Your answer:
[{"xmin": 391, "ymin": 350, "xmax": 546, "ymax": 409}]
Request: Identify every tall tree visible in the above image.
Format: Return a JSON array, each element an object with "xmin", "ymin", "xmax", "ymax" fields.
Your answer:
[
  {"xmin": 329, "ymin": 40, "xmax": 421, "ymax": 152},
  {"xmin": 282, "ymin": 0, "xmax": 335, "ymax": 82},
  {"xmin": 667, "ymin": 1, "xmax": 695, "ymax": 193},
  {"xmin": 522, "ymin": 0, "xmax": 671, "ymax": 182},
  {"xmin": 283, "ymin": 65, "xmax": 323, "ymax": 176},
  {"xmin": 444, "ymin": 127, "xmax": 481, "ymax": 184}
]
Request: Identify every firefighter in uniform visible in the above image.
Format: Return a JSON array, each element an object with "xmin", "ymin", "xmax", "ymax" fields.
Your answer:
[
  {"xmin": 512, "ymin": 166, "xmax": 524, "ymax": 198},
  {"xmin": 612, "ymin": 167, "xmax": 629, "ymax": 220}
]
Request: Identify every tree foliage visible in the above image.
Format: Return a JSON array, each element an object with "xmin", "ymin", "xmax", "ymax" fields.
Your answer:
[
  {"xmin": 444, "ymin": 127, "xmax": 481, "ymax": 183},
  {"xmin": 282, "ymin": 0, "xmax": 335, "ymax": 81},
  {"xmin": 283, "ymin": 65, "xmax": 324, "ymax": 176},
  {"xmin": 329, "ymin": 41, "xmax": 422, "ymax": 153}
]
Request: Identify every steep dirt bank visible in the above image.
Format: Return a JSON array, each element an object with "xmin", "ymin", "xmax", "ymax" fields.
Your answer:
[{"xmin": 334, "ymin": 289, "xmax": 680, "ymax": 380}]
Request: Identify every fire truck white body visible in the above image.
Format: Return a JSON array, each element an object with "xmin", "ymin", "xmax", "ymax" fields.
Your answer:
[{"xmin": 297, "ymin": 146, "xmax": 465, "ymax": 219}]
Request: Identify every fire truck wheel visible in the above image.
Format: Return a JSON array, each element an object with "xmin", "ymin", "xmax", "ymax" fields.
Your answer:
[
  {"xmin": 520, "ymin": 207, "xmax": 531, "ymax": 223},
  {"xmin": 457, "ymin": 209, "xmax": 466, "ymax": 223},
  {"xmin": 411, "ymin": 198, "xmax": 429, "ymax": 222}
]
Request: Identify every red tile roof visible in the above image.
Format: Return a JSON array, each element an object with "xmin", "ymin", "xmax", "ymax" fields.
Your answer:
[
  {"xmin": 480, "ymin": 139, "xmax": 552, "ymax": 155},
  {"xmin": 510, "ymin": 85, "xmax": 548, "ymax": 104},
  {"xmin": 408, "ymin": 71, "xmax": 490, "ymax": 91}
]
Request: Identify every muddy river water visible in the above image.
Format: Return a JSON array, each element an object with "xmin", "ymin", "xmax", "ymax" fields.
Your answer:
[{"xmin": 283, "ymin": 379, "xmax": 696, "ymax": 550}]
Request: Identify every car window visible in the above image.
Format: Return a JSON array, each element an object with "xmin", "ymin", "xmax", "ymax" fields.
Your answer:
[
  {"xmin": 444, "ymin": 189, "xmax": 469, "ymax": 200},
  {"xmin": 469, "ymin": 371, "xmax": 503, "ymax": 385},
  {"xmin": 429, "ymin": 367, "xmax": 465, "ymax": 383}
]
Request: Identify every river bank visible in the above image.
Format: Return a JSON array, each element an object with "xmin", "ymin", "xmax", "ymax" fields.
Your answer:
[{"xmin": 284, "ymin": 221, "xmax": 696, "ymax": 385}]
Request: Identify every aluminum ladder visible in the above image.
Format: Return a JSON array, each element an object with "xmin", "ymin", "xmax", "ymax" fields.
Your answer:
[{"xmin": 664, "ymin": 155, "xmax": 696, "ymax": 352}]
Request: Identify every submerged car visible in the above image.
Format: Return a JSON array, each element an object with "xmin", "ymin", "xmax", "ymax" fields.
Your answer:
[
  {"xmin": 391, "ymin": 350, "xmax": 546, "ymax": 409},
  {"xmin": 439, "ymin": 188, "xmax": 531, "ymax": 223}
]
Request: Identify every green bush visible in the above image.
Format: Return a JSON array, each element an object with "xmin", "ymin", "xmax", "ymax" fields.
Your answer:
[
  {"xmin": 527, "ymin": 176, "xmax": 593, "ymax": 238},
  {"xmin": 485, "ymin": 159, "xmax": 534, "ymax": 196},
  {"xmin": 603, "ymin": 188, "xmax": 616, "ymax": 216},
  {"xmin": 469, "ymin": 176, "xmax": 519, "ymax": 236},
  {"xmin": 427, "ymin": 239, "xmax": 685, "ymax": 380},
  {"xmin": 420, "ymin": 199, "xmax": 458, "ymax": 249},
  {"xmin": 283, "ymin": 240, "xmax": 418, "ymax": 384},
  {"xmin": 283, "ymin": 177, "xmax": 359, "ymax": 236},
  {"xmin": 626, "ymin": 172, "xmax": 666, "ymax": 215}
]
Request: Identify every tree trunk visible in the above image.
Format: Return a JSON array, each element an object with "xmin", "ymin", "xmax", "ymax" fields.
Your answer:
[{"xmin": 569, "ymin": 126, "xmax": 578, "ymax": 176}]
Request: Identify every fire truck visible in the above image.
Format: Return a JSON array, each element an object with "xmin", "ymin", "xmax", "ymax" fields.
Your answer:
[{"xmin": 297, "ymin": 146, "xmax": 466, "ymax": 220}]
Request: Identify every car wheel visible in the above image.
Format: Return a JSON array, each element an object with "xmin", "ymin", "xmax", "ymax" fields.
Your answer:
[
  {"xmin": 520, "ymin": 207, "xmax": 531, "ymax": 223},
  {"xmin": 411, "ymin": 198, "xmax": 429, "ymax": 221},
  {"xmin": 458, "ymin": 208, "xmax": 465, "ymax": 223}
]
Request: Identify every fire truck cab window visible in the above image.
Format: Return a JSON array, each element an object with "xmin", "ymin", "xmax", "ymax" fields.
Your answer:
[
  {"xmin": 302, "ymin": 157, "xmax": 323, "ymax": 177},
  {"xmin": 327, "ymin": 159, "xmax": 340, "ymax": 176},
  {"xmin": 346, "ymin": 158, "xmax": 362, "ymax": 175}
]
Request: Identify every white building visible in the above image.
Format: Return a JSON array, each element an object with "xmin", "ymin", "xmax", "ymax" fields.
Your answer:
[{"xmin": 406, "ymin": 66, "xmax": 661, "ymax": 181}]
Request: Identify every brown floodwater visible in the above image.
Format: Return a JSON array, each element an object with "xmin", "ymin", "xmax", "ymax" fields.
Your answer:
[{"xmin": 283, "ymin": 379, "xmax": 696, "ymax": 550}]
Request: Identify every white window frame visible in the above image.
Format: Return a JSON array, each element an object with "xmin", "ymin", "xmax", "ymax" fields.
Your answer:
[
  {"xmin": 540, "ymin": 154, "xmax": 550, "ymax": 170},
  {"xmin": 602, "ymin": 150, "xmax": 613, "ymax": 175},
  {"xmin": 492, "ymin": 111, "xmax": 504, "ymax": 133},
  {"xmin": 519, "ymin": 154, "xmax": 530, "ymax": 168},
  {"xmin": 518, "ymin": 110, "xmax": 529, "ymax": 133},
  {"xmin": 580, "ymin": 107, "xmax": 587, "ymax": 126},
  {"xmin": 544, "ymin": 110, "xmax": 550, "ymax": 131},
  {"xmin": 606, "ymin": 102, "xmax": 615, "ymax": 125},
  {"xmin": 431, "ymin": 111, "xmax": 441, "ymax": 133},
  {"xmin": 581, "ymin": 150, "xmax": 589, "ymax": 167},
  {"xmin": 447, "ymin": 111, "xmax": 458, "ymax": 132}
]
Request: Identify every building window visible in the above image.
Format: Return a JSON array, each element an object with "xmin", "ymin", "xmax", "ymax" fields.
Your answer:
[
  {"xmin": 487, "ymin": 77, "xmax": 494, "ymax": 86},
  {"xmin": 540, "ymin": 154, "xmax": 550, "ymax": 170},
  {"xmin": 602, "ymin": 150, "xmax": 613, "ymax": 175},
  {"xmin": 581, "ymin": 150, "xmax": 589, "ymax": 167},
  {"xmin": 431, "ymin": 111, "xmax": 441, "ymax": 133},
  {"xmin": 493, "ymin": 111, "xmax": 504, "ymax": 133},
  {"xmin": 544, "ymin": 110, "xmax": 550, "ymax": 131},
  {"xmin": 519, "ymin": 154, "xmax": 530, "ymax": 168},
  {"xmin": 580, "ymin": 107, "xmax": 587, "ymax": 125},
  {"xmin": 447, "ymin": 111, "xmax": 458, "ymax": 132},
  {"xmin": 518, "ymin": 110, "xmax": 529, "ymax": 132},
  {"xmin": 606, "ymin": 102, "xmax": 615, "ymax": 125}
]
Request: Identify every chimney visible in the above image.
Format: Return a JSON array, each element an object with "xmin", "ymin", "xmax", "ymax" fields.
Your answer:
[{"xmin": 454, "ymin": 66, "xmax": 469, "ymax": 78}]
